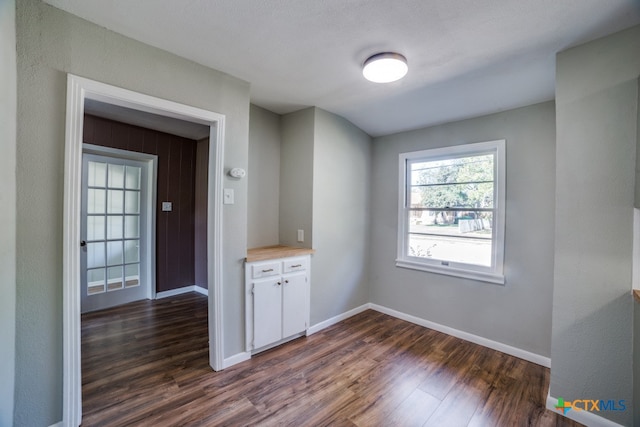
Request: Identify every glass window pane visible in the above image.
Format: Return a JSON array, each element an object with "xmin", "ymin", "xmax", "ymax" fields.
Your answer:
[
  {"xmin": 410, "ymin": 155, "xmax": 493, "ymax": 186},
  {"xmin": 409, "ymin": 154, "xmax": 494, "ymax": 209},
  {"xmin": 87, "ymin": 189, "xmax": 106, "ymax": 214},
  {"xmin": 409, "ymin": 211, "xmax": 493, "ymax": 238},
  {"xmin": 125, "ymin": 191, "xmax": 140, "ymax": 214},
  {"xmin": 108, "ymin": 164, "xmax": 125, "ymax": 188},
  {"xmin": 400, "ymin": 141, "xmax": 504, "ymax": 276},
  {"xmin": 88, "ymin": 161, "xmax": 107, "ymax": 187},
  {"xmin": 107, "ymin": 266, "xmax": 123, "ymax": 291},
  {"xmin": 87, "ymin": 268, "xmax": 105, "ymax": 295},
  {"xmin": 125, "ymin": 264, "xmax": 139, "ymax": 287},
  {"xmin": 125, "ymin": 216, "xmax": 140, "ymax": 239},
  {"xmin": 125, "ymin": 166, "xmax": 141, "ymax": 190},
  {"xmin": 107, "ymin": 216, "xmax": 123, "ymax": 240},
  {"xmin": 124, "ymin": 240, "xmax": 139, "ymax": 264},
  {"xmin": 87, "ymin": 242, "xmax": 105, "ymax": 269},
  {"xmin": 107, "ymin": 190, "xmax": 124, "ymax": 214},
  {"xmin": 408, "ymin": 233, "xmax": 492, "ymax": 266},
  {"xmin": 107, "ymin": 241, "xmax": 123, "ymax": 266},
  {"xmin": 87, "ymin": 215, "xmax": 105, "ymax": 241},
  {"xmin": 409, "ymin": 182, "xmax": 494, "ymax": 209}
]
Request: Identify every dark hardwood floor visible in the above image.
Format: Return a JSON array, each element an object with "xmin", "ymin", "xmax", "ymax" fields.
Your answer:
[{"xmin": 81, "ymin": 293, "xmax": 582, "ymax": 426}]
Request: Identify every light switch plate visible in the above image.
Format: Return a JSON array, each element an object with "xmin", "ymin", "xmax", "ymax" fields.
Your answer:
[
  {"xmin": 162, "ymin": 201, "xmax": 172, "ymax": 212},
  {"xmin": 297, "ymin": 229, "xmax": 304, "ymax": 242},
  {"xmin": 223, "ymin": 188, "xmax": 234, "ymax": 205}
]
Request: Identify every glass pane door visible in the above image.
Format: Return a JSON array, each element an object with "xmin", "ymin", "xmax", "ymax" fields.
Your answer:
[{"xmin": 81, "ymin": 153, "xmax": 150, "ymax": 313}]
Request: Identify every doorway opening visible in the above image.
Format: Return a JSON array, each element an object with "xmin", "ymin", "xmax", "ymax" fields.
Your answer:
[{"xmin": 62, "ymin": 74, "xmax": 226, "ymax": 426}]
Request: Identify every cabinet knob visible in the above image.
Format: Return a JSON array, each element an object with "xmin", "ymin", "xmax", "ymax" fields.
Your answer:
[
  {"xmin": 285, "ymin": 280, "xmax": 289, "ymax": 284},
  {"xmin": 277, "ymin": 281, "xmax": 282, "ymax": 286}
]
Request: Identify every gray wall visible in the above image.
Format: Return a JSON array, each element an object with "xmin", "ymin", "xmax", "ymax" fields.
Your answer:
[
  {"xmin": 636, "ymin": 81, "xmax": 640, "ymax": 427},
  {"xmin": 369, "ymin": 102, "xmax": 556, "ymax": 357},
  {"xmin": 248, "ymin": 104, "xmax": 281, "ymax": 248},
  {"xmin": 636, "ymin": 76, "xmax": 640, "ymax": 209},
  {"xmin": 0, "ymin": 0, "xmax": 16, "ymax": 425},
  {"xmin": 311, "ymin": 108, "xmax": 371, "ymax": 324},
  {"xmin": 551, "ymin": 25, "xmax": 640, "ymax": 426},
  {"xmin": 280, "ymin": 108, "xmax": 314, "ymax": 248},
  {"xmin": 15, "ymin": 0, "xmax": 250, "ymax": 425},
  {"xmin": 250, "ymin": 106, "xmax": 371, "ymax": 324},
  {"xmin": 635, "ymin": 298, "xmax": 640, "ymax": 426}
]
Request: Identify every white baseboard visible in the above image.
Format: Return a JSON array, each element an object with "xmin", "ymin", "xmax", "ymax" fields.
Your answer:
[
  {"xmin": 156, "ymin": 285, "xmax": 208, "ymax": 299},
  {"xmin": 223, "ymin": 351, "xmax": 251, "ymax": 369},
  {"xmin": 156, "ymin": 286, "xmax": 195, "ymax": 299},
  {"xmin": 223, "ymin": 302, "xmax": 550, "ymax": 372},
  {"xmin": 221, "ymin": 304, "xmax": 372, "ymax": 370},
  {"xmin": 194, "ymin": 285, "xmax": 208, "ymax": 296},
  {"xmin": 369, "ymin": 304, "xmax": 551, "ymax": 368},
  {"xmin": 307, "ymin": 303, "xmax": 372, "ymax": 335},
  {"xmin": 546, "ymin": 393, "xmax": 626, "ymax": 427}
]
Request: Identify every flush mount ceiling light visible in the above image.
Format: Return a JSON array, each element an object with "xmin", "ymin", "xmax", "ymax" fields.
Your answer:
[{"xmin": 362, "ymin": 52, "xmax": 408, "ymax": 83}]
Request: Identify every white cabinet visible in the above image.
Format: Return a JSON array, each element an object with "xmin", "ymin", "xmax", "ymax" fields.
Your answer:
[
  {"xmin": 252, "ymin": 277, "xmax": 283, "ymax": 349},
  {"xmin": 281, "ymin": 272, "xmax": 307, "ymax": 338},
  {"xmin": 245, "ymin": 255, "xmax": 311, "ymax": 353}
]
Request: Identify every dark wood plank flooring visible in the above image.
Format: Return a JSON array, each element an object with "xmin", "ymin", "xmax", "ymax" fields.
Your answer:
[{"xmin": 81, "ymin": 293, "xmax": 582, "ymax": 426}]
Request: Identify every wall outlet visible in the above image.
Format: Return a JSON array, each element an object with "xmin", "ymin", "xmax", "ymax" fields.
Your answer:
[
  {"xmin": 297, "ymin": 229, "xmax": 304, "ymax": 243},
  {"xmin": 162, "ymin": 201, "xmax": 172, "ymax": 212}
]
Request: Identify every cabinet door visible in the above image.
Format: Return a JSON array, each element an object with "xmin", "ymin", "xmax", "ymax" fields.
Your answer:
[
  {"xmin": 253, "ymin": 277, "xmax": 283, "ymax": 349},
  {"xmin": 282, "ymin": 272, "xmax": 308, "ymax": 338}
]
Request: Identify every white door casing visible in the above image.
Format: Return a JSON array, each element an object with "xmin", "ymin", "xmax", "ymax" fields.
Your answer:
[{"xmin": 63, "ymin": 74, "xmax": 225, "ymax": 427}]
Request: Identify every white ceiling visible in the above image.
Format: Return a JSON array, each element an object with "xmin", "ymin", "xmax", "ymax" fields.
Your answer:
[{"xmin": 45, "ymin": 0, "xmax": 640, "ymax": 137}]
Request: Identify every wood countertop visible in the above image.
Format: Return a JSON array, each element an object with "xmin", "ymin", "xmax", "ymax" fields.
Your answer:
[
  {"xmin": 246, "ymin": 245, "xmax": 315, "ymax": 262},
  {"xmin": 634, "ymin": 289, "xmax": 640, "ymax": 304}
]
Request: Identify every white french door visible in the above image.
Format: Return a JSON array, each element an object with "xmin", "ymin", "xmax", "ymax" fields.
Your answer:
[{"xmin": 81, "ymin": 152, "xmax": 153, "ymax": 313}]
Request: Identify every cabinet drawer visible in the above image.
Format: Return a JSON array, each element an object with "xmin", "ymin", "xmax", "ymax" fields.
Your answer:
[
  {"xmin": 283, "ymin": 257, "xmax": 307, "ymax": 273},
  {"xmin": 252, "ymin": 262, "xmax": 281, "ymax": 278}
]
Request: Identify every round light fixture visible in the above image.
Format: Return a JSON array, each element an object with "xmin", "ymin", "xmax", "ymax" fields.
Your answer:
[{"xmin": 362, "ymin": 52, "xmax": 408, "ymax": 83}]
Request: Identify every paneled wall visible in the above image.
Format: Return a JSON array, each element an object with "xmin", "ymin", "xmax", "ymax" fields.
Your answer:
[{"xmin": 83, "ymin": 114, "xmax": 199, "ymax": 293}]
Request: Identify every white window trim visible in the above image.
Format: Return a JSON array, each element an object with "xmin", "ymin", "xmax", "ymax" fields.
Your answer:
[{"xmin": 396, "ymin": 139, "xmax": 506, "ymax": 285}]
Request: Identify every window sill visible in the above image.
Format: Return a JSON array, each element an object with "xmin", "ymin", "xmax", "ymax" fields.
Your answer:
[{"xmin": 395, "ymin": 259, "xmax": 505, "ymax": 285}]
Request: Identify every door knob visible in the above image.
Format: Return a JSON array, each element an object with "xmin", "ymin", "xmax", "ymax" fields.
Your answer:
[{"xmin": 80, "ymin": 240, "xmax": 87, "ymax": 247}]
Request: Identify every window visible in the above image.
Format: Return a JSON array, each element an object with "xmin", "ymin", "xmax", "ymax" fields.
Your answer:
[{"xmin": 396, "ymin": 140, "xmax": 506, "ymax": 284}]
